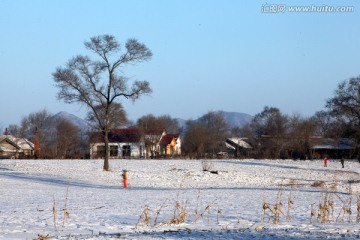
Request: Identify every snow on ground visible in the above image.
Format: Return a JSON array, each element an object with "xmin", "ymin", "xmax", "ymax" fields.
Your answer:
[{"xmin": 1, "ymin": 158, "xmax": 360, "ymax": 239}]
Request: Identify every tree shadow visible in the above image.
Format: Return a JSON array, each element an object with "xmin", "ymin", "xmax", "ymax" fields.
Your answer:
[
  {"xmin": 0, "ymin": 170, "xmax": 345, "ymax": 195},
  {"xmin": 0, "ymin": 171, "xmax": 120, "ymax": 190},
  {"xmin": 0, "ymin": 167, "xmax": 13, "ymax": 171},
  {"xmin": 213, "ymin": 160, "xmax": 359, "ymax": 174}
]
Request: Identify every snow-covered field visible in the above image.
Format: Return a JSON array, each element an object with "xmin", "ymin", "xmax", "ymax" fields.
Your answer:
[{"xmin": 1, "ymin": 158, "xmax": 360, "ymax": 239}]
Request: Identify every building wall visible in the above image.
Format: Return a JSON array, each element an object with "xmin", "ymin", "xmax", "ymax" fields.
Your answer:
[
  {"xmin": 175, "ymin": 138, "xmax": 181, "ymax": 155},
  {"xmin": 160, "ymin": 138, "xmax": 182, "ymax": 156},
  {"xmin": 90, "ymin": 142, "xmax": 146, "ymax": 159},
  {"xmin": 0, "ymin": 141, "xmax": 19, "ymax": 159},
  {"xmin": 0, "ymin": 136, "xmax": 34, "ymax": 159}
]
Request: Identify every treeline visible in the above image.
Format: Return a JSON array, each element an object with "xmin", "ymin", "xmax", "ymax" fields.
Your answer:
[
  {"xmin": 182, "ymin": 108, "xmax": 359, "ymax": 159},
  {"xmin": 2, "ymin": 76, "xmax": 360, "ymax": 159},
  {"xmin": 183, "ymin": 76, "xmax": 360, "ymax": 159},
  {"xmin": 4, "ymin": 110, "xmax": 88, "ymax": 159}
]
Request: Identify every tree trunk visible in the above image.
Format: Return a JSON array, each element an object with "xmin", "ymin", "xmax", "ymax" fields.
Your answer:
[
  {"xmin": 104, "ymin": 129, "xmax": 110, "ymax": 171},
  {"xmin": 103, "ymin": 106, "xmax": 111, "ymax": 171},
  {"xmin": 34, "ymin": 127, "xmax": 40, "ymax": 159}
]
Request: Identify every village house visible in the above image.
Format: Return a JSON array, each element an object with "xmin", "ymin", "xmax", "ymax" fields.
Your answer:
[
  {"xmin": 255, "ymin": 135, "xmax": 357, "ymax": 160},
  {"xmin": 0, "ymin": 135, "xmax": 35, "ymax": 159},
  {"xmin": 90, "ymin": 128, "xmax": 181, "ymax": 159},
  {"xmin": 159, "ymin": 134, "xmax": 181, "ymax": 157},
  {"xmin": 225, "ymin": 137, "xmax": 253, "ymax": 158},
  {"xmin": 308, "ymin": 137, "xmax": 356, "ymax": 159}
]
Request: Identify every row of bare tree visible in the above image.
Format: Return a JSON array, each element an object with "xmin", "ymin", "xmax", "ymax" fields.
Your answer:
[
  {"xmin": 2, "ymin": 76, "xmax": 360, "ymax": 160},
  {"xmin": 5, "ymin": 110, "xmax": 87, "ymax": 159},
  {"xmin": 182, "ymin": 77, "xmax": 360, "ymax": 159}
]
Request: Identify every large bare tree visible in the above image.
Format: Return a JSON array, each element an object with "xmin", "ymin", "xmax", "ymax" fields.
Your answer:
[
  {"xmin": 53, "ymin": 35, "xmax": 152, "ymax": 170},
  {"xmin": 326, "ymin": 77, "xmax": 360, "ymax": 123},
  {"xmin": 326, "ymin": 76, "xmax": 360, "ymax": 152}
]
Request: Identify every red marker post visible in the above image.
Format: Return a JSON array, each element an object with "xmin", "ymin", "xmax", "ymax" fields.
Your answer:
[{"xmin": 122, "ymin": 170, "xmax": 128, "ymax": 188}]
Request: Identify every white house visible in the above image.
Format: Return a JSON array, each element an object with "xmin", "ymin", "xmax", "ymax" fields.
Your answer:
[
  {"xmin": 90, "ymin": 128, "xmax": 166, "ymax": 159},
  {"xmin": 0, "ymin": 135, "xmax": 34, "ymax": 159}
]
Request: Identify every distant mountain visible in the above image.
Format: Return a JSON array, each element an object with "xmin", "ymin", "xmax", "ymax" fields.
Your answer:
[
  {"xmin": 47, "ymin": 111, "xmax": 253, "ymax": 134},
  {"xmin": 46, "ymin": 111, "xmax": 90, "ymax": 132},
  {"xmin": 176, "ymin": 111, "xmax": 253, "ymax": 131},
  {"xmin": 175, "ymin": 118, "xmax": 187, "ymax": 131},
  {"xmin": 217, "ymin": 111, "xmax": 253, "ymax": 129}
]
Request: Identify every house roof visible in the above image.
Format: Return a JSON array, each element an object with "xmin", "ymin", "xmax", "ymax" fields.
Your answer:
[
  {"xmin": 108, "ymin": 129, "xmax": 142, "ymax": 143},
  {"xmin": 0, "ymin": 136, "xmax": 21, "ymax": 152},
  {"xmin": 111, "ymin": 128, "xmax": 165, "ymax": 136},
  {"xmin": 90, "ymin": 128, "xmax": 166, "ymax": 143},
  {"xmin": 310, "ymin": 138, "xmax": 355, "ymax": 150},
  {"xmin": 0, "ymin": 135, "xmax": 34, "ymax": 152},
  {"xmin": 15, "ymin": 138, "xmax": 34, "ymax": 150},
  {"xmin": 226, "ymin": 138, "xmax": 252, "ymax": 149},
  {"xmin": 160, "ymin": 134, "xmax": 180, "ymax": 145}
]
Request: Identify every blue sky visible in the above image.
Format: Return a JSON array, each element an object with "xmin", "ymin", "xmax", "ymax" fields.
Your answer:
[{"xmin": 1, "ymin": 0, "xmax": 359, "ymax": 127}]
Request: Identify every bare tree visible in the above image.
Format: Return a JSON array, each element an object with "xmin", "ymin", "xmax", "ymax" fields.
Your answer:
[
  {"xmin": 326, "ymin": 76, "xmax": 360, "ymax": 143},
  {"xmin": 287, "ymin": 113, "xmax": 316, "ymax": 159},
  {"xmin": 136, "ymin": 114, "xmax": 180, "ymax": 133},
  {"xmin": 199, "ymin": 112, "xmax": 229, "ymax": 154},
  {"xmin": 326, "ymin": 77, "xmax": 360, "ymax": 123},
  {"xmin": 19, "ymin": 109, "xmax": 52, "ymax": 140},
  {"xmin": 19, "ymin": 109, "xmax": 53, "ymax": 158},
  {"xmin": 311, "ymin": 111, "xmax": 334, "ymax": 137},
  {"xmin": 7, "ymin": 124, "xmax": 21, "ymax": 137},
  {"xmin": 53, "ymin": 35, "xmax": 152, "ymax": 170},
  {"xmin": 250, "ymin": 106, "xmax": 289, "ymax": 159},
  {"xmin": 86, "ymin": 102, "xmax": 128, "ymax": 130},
  {"xmin": 182, "ymin": 120, "xmax": 208, "ymax": 158},
  {"xmin": 55, "ymin": 120, "xmax": 82, "ymax": 159},
  {"xmin": 312, "ymin": 110, "xmax": 347, "ymax": 139},
  {"xmin": 183, "ymin": 111, "xmax": 229, "ymax": 158}
]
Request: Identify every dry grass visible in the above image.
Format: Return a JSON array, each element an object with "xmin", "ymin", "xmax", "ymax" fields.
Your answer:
[
  {"xmin": 136, "ymin": 191, "xmax": 219, "ymax": 229},
  {"xmin": 279, "ymin": 179, "xmax": 305, "ymax": 187},
  {"xmin": 311, "ymin": 181, "xmax": 326, "ymax": 188},
  {"xmin": 35, "ymin": 234, "xmax": 51, "ymax": 240},
  {"xmin": 356, "ymin": 194, "xmax": 360, "ymax": 223},
  {"xmin": 316, "ymin": 192, "xmax": 333, "ymax": 223},
  {"xmin": 61, "ymin": 186, "xmax": 70, "ymax": 232},
  {"xmin": 261, "ymin": 188, "xmax": 289, "ymax": 224},
  {"xmin": 48, "ymin": 185, "xmax": 71, "ymax": 237},
  {"xmin": 309, "ymin": 181, "xmax": 360, "ymax": 224},
  {"xmin": 169, "ymin": 198, "xmax": 189, "ymax": 225},
  {"xmin": 281, "ymin": 179, "xmax": 338, "ymax": 189},
  {"xmin": 153, "ymin": 199, "xmax": 169, "ymax": 226},
  {"xmin": 136, "ymin": 205, "xmax": 152, "ymax": 227},
  {"xmin": 286, "ymin": 188, "xmax": 294, "ymax": 223},
  {"xmin": 335, "ymin": 184, "xmax": 353, "ymax": 223}
]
